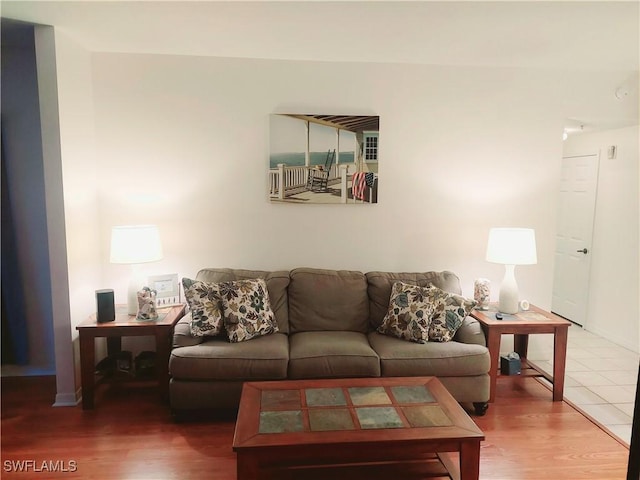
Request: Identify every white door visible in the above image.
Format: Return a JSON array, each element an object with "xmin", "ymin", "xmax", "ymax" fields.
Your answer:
[{"xmin": 551, "ymin": 153, "xmax": 600, "ymax": 326}]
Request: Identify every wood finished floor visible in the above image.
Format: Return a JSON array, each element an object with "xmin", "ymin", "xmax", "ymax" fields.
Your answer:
[{"xmin": 0, "ymin": 375, "xmax": 631, "ymax": 479}]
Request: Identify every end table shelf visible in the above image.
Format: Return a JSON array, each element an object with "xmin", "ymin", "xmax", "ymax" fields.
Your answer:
[
  {"xmin": 470, "ymin": 304, "xmax": 572, "ymax": 402},
  {"xmin": 76, "ymin": 304, "xmax": 186, "ymax": 410}
]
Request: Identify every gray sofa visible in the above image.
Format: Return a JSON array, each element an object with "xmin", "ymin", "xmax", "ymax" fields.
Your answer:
[{"xmin": 170, "ymin": 267, "xmax": 491, "ymax": 415}]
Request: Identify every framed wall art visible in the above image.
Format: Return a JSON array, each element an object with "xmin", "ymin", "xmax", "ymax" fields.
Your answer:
[{"xmin": 268, "ymin": 114, "xmax": 379, "ymax": 205}]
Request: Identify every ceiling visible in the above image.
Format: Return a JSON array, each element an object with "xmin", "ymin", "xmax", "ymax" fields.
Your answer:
[
  {"xmin": 2, "ymin": 1, "xmax": 639, "ymax": 133},
  {"xmin": 2, "ymin": 1, "xmax": 638, "ymax": 70}
]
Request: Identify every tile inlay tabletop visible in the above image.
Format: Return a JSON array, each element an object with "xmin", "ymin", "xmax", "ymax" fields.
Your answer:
[{"xmin": 233, "ymin": 376, "xmax": 484, "ymax": 480}]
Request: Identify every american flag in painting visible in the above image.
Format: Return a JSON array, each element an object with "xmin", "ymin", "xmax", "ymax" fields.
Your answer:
[{"xmin": 352, "ymin": 172, "xmax": 367, "ymax": 200}]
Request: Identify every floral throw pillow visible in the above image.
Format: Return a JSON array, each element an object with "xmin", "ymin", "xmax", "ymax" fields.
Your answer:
[
  {"xmin": 377, "ymin": 282, "xmax": 435, "ymax": 343},
  {"xmin": 182, "ymin": 278, "xmax": 224, "ymax": 337},
  {"xmin": 218, "ymin": 278, "xmax": 279, "ymax": 343},
  {"xmin": 426, "ymin": 285, "xmax": 477, "ymax": 342}
]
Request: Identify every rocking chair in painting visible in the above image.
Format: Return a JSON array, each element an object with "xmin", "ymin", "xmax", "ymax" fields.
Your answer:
[{"xmin": 306, "ymin": 149, "xmax": 336, "ymax": 192}]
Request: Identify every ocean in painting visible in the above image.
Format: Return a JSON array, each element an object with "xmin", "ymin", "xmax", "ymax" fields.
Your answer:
[{"xmin": 270, "ymin": 151, "xmax": 355, "ymax": 169}]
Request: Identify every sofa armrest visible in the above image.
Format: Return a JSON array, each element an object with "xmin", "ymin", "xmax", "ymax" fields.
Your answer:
[
  {"xmin": 453, "ymin": 316, "xmax": 487, "ymax": 346},
  {"xmin": 173, "ymin": 312, "xmax": 205, "ymax": 347}
]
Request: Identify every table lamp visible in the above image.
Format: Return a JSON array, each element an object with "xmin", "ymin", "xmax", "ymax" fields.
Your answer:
[
  {"xmin": 110, "ymin": 225, "xmax": 163, "ymax": 315},
  {"xmin": 485, "ymin": 227, "xmax": 537, "ymax": 314}
]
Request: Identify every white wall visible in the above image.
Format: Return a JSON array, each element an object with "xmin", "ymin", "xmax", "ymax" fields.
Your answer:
[
  {"xmin": 563, "ymin": 126, "xmax": 640, "ymax": 352},
  {"xmin": 89, "ymin": 53, "xmax": 566, "ymax": 310},
  {"xmin": 53, "ymin": 29, "xmax": 102, "ymax": 403},
  {"xmin": 55, "ymin": 31, "xmax": 102, "ymax": 329}
]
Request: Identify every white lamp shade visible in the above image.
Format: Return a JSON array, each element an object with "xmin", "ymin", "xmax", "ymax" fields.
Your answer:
[
  {"xmin": 486, "ymin": 228, "xmax": 537, "ymax": 265},
  {"xmin": 110, "ymin": 225, "xmax": 163, "ymax": 264}
]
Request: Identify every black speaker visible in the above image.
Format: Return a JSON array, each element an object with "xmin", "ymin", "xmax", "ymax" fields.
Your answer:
[{"xmin": 96, "ymin": 289, "xmax": 115, "ymax": 323}]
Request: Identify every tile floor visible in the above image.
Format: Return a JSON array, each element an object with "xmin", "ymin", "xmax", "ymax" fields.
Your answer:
[{"xmin": 505, "ymin": 324, "xmax": 639, "ymax": 446}]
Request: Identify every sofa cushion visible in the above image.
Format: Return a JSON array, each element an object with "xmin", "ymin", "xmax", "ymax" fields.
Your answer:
[
  {"xmin": 182, "ymin": 278, "xmax": 224, "ymax": 337},
  {"xmin": 195, "ymin": 268, "xmax": 290, "ymax": 334},
  {"xmin": 366, "ymin": 271, "xmax": 463, "ymax": 330},
  {"xmin": 173, "ymin": 312, "xmax": 206, "ymax": 347},
  {"xmin": 425, "ymin": 285, "xmax": 477, "ymax": 342},
  {"xmin": 169, "ymin": 332, "xmax": 289, "ymax": 381},
  {"xmin": 288, "ymin": 268, "xmax": 369, "ymax": 334},
  {"xmin": 368, "ymin": 331, "xmax": 489, "ymax": 377},
  {"xmin": 219, "ymin": 278, "xmax": 279, "ymax": 343},
  {"xmin": 377, "ymin": 282, "xmax": 434, "ymax": 343},
  {"xmin": 288, "ymin": 331, "xmax": 380, "ymax": 379}
]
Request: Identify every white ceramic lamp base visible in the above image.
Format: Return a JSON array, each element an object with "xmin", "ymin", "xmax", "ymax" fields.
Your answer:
[
  {"xmin": 498, "ymin": 264, "xmax": 519, "ymax": 314},
  {"xmin": 126, "ymin": 265, "xmax": 146, "ymax": 315}
]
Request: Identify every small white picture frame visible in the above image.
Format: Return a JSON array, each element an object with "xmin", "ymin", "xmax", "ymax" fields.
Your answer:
[{"xmin": 148, "ymin": 273, "xmax": 181, "ymax": 307}]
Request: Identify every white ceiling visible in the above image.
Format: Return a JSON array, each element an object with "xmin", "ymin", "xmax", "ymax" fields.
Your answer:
[
  {"xmin": 3, "ymin": 1, "xmax": 639, "ymax": 131},
  {"xmin": 3, "ymin": 1, "xmax": 638, "ymax": 69}
]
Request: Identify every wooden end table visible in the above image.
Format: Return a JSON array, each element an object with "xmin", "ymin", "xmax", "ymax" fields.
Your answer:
[
  {"xmin": 76, "ymin": 304, "xmax": 186, "ymax": 410},
  {"xmin": 233, "ymin": 376, "xmax": 484, "ymax": 480},
  {"xmin": 470, "ymin": 304, "xmax": 572, "ymax": 402}
]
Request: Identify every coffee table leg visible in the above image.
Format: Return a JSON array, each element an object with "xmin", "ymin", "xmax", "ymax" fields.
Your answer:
[
  {"xmin": 460, "ymin": 441, "xmax": 481, "ymax": 480},
  {"xmin": 237, "ymin": 453, "xmax": 260, "ymax": 480}
]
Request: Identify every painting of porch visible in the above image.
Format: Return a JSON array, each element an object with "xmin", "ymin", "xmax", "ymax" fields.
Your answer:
[
  {"xmin": 270, "ymin": 168, "xmax": 377, "ymax": 204},
  {"xmin": 268, "ymin": 114, "xmax": 379, "ymax": 204}
]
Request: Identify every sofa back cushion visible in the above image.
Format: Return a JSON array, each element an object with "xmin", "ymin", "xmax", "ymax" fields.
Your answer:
[
  {"xmin": 366, "ymin": 271, "xmax": 462, "ymax": 330},
  {"xmin": 195, "ymin": 268, "xmax": 290, "ymax": 334},
  {"xmin": 288, "ymin": 268, "xmax": 369, "ymax": 334}
]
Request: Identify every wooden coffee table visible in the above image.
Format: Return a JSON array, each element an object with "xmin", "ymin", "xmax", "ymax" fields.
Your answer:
[{"xmin": 233, "ymin": 376, "xmax": 484, "ymax": 480}]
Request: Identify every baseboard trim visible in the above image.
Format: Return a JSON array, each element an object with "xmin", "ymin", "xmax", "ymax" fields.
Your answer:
[
  {"xmin": 587, "ymin": 326, "xmax": 638, "ymax": 354},
  {"xmin": 53, "ymin": 389, "xmax": 81, "ymax": 407}
]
